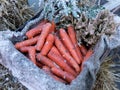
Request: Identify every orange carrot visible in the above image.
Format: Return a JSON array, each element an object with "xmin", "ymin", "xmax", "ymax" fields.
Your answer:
[
  {"xmin": 41, "ymin": 34, "xmax": 55, "ymax": 55},
  {"xmin": 50, "ymin": 21, "xmax": 56, "ymax": 33},
  {"xmin": 26, "ymin": 28, "xmax": 42, "ymax": 39},
  {"xmin": 50, "ymin": 46, "xmax": 74, "ymax": 72},
  {"xmin": 67, "ymin": 26, "xmax": 83, "ymax": 62},
  {"xmin": 59, "ymin": 29, "xmax": 80, "ymax": 64},
  {"xmin": 42, "ymin": 66, "xmax": 67, "ymax": 83},
  {"xmin": 79, "ymin": 45, "xmax": 87, "ymax": 56},
  {"xmin": 83, "ymin": 49, "xmax": 93, "ymax": 62},
  {"xmin": 26, "ymin": 20, "xmax": 47, "ymax": 39},
  {"xmin": 36, "ymin": 53, "xmax": 56, "ymax": 68},
  {"xmin": 51, "ymin": 46, "xmax": 61, "ymax": 56},
  {"xmin": 48, "ymin": 49, "xmax": 77, "ymax": 77},
  {"xmin": 81, "ymin": 49, "xmax": 93, "ymax": 71},
  {"xmin": 51, "ymin": 46, "xmax": 74, "ymax": 68},
  {"xmin": 19, "ymin": 46, "xmax": 36, "ymax": 64},
  {"xmin": 36, "ymin": 23, "xmax": 52, "ymax": 51},
  {"xmin": 51, "ymin": 67, "xmax": 75, "ymax": 83},
  {"xmin": 42, "ymin": 66, "xmax": 51, "ymax": 73},
  {"xmin": 28, "ymin": 46, "xmax": 36, "ymax": 64},
  {"xmin": 36, "ymin": 62, "xmax": 43, "ymax": 68},
  {"xmin": 55, "ymin": 36, "xmax": 80, "ymax": 73},
  {"xmin": 19, "ymin": 46, "xmax": 29, "ymax": 53},
  {"xmin": 15, "ymin": 36, "xmax": 39, "ymax": 49}
]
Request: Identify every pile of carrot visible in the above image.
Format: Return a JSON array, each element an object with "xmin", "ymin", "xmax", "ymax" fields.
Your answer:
[{"xmin": 15, "ymin": 20, "xmax": 93, "ymax": 84}]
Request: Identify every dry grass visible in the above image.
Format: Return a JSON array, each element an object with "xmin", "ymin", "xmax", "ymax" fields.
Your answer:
[
  {"xmin": 93, "ymin": 56, "xmax": 120, "ymax": 90},
  {"xmin": 0, "ymin": 0, "xmax": 34, "ymax": 30},
  {"xmin": 75, "ymin": 10, "xmax": 116, "ymax": 46}
]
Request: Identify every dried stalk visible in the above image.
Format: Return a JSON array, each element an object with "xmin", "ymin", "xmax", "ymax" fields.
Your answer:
[
  {"xmin": 75, "ymin": 10, "xmax": 116, "ymax": 46},
  {"xmin": 93, "ymin": 56, "xmax": 120, "ymax": 90},
  {"xmin": 0, "ymin": 0, "xmax": 34, "ymax": 30}
]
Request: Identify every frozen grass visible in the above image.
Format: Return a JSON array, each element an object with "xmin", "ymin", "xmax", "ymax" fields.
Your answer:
[
  {"xmin": 93, "ymin": 55, "xmax": 120, "ymax": 90},
  {"xmin": 0, "ymin": 0, "xmax": 34, "ymax": 30}
]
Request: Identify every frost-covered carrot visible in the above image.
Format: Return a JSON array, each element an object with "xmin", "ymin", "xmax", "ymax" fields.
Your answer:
[
  {"xmin": 68, "ymin": 26, "xmax": 83, "ymax": 62},
  {"xmin": 36, "ymin": 23, "xmax": 52, "ymax": 51},
  {"xmin": 36, "ymin": 53, "xmax": 56, "ymax": 68},
  {"xmin": 55, "ymin": 36, "xmax": 80, "ymax": 72},
  {"xmin": 48, "ymin": 49, "xmax": 77, "ymax": 77},
  {"xmin": 26, "ymin": 28, "xmax": 42, "ymax": 39},
  {"xmin": 79, "ymin": 45, "xmax": 87, "ymax": 56},
  {"xmin": 28, "ymin": 46, "xmax": 36, "ymax": 64},
  {"xmin": 50, "ymin": 21, "xmax": 56, "ymax": 33},
  {"xmin": 41, "ymin": 34, "xmax": 55, "ymax": 55},
  {"xmin": 50, "ymin": 45, "xmax": 77, "ymax": 75},
  {"xmin": 59, "ymin": 29, "xmax": 80, "ymax": 64},
  {"xmin": 19, "ymin": 46, "xmax": 36, "ymax": 64},
  {"xmin": 15, "ymin": 36, "xmax": 39, "ymax": 49},
  {"xmin": 42, "ymin": 66, "xmax": 67, "ymax": 83},
  {"xmin": 26, "ymin": 20, "xmax": 47, "ymax": 39},
  {"xmin": 51, "ymin": 46, "xmax": 61, "ymax": 56},
  {"xmin": 42, "ymin": 66, "xmax": 51, "ymax": 73},
  {"xmin": 19, "ymin": 46, "xmax": 29, "ymax": 53},
  {"xmin": 50, "ymin": 46, "xmax": 75, "ymax": 73},
  {"xmin": 51, "ymin": 67, "xmax": 75, "ymax": 83}
]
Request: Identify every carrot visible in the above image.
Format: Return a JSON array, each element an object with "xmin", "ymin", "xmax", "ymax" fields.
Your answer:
[
  {"xmin": 41, "ymin": 34, "xmax": 55, "ymax": 55},
  {"xmin": 36, "ymin": 62, "xmax": 43, "ymax": 68},
  {"xmin": 15, "ymin": 36, "xmax": 39, "ymax": 49},
  {"xmin": 81, "ymin": 49, "xmax": 93, "ymax": 71},
  {"xmin": 36, "ymin": 53, "xmax": 56, "ymax": 68},
  {"xmin": 19, "ymin": 46, "xmax": 36, "ymax": 64},
  {"xmin": 19, "ymin": 46, "xmax": 29, "ymax": 53},
  {"xmin": 26, "ymin": 20, "xmax": 47, "ymax": 39},
  {"xmin": 59, "ymin": 28, "xmax": 80, "ymax": 64},
  {"xmin": 83, "ymin": 49, "xmax": 93, "ymax": 62},
  {"xmin": 50, "ymin": 21, "xmax": 56, "ymax": 33},
  {"xmin": 79, "ymin": 45, "xmax": 87, "ymax": 56},
  {"xmin": 42, "ymin": 66, "xmax": 67, "ymax": 83},
  {"xmin": 28, "ymin": 46, "xmax": 36, "ymax": 64},
  {"xmin": 51, "ymin": 46, "xmax": 61, "ymax": 56},
  {"xmin": 51, "ymin": 46, "xmax": 73, "ymax": 69},
  {"xmin": 51, "ymin": 67, "xmax": 75, "ymax": 83},
  {"xmin": 48, "ymin": 49, "xmax": 77, "ymax": 77},
  {"xmin": 26, "ymin": 28, "xmax": 42, "ymax": 39},
  {"xmin": 36, "ymin": 23, "xmax": 52, "ymax": 51},
  {"xmin": 67, "ymin": 26, "xmax": 83, "ymax": 62},
  {"xmin": 50, "ymin": 46, "xmax": 74, "ymax": 71},
  {"xmin": 55, "ymin": 36, "xmax": 80, "ymax": 73},
  {"xmin": 42, "ymin": 66, "xmax": 51, "ymax": 73}
]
